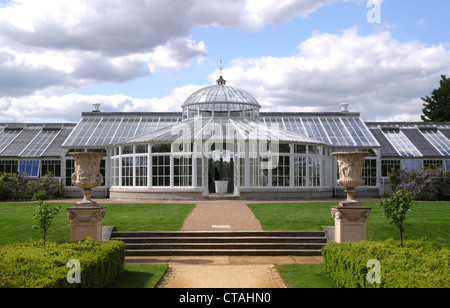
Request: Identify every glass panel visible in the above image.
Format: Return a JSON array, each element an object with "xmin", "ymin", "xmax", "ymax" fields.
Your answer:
[
  {"xmin": 197, "ymin": 158, "xmax": 203, "ymax": 187},
  {"xmin": 66, "ymin": 159, "xmax": 75, "ymax": 186},
  {"xmin": 64, "ymin": 118, "xmax": 101, "ymax": 147},
  {"xmin": 152, "ymin": 144, "xmax": 171, "ymax": 153},
  {"xmin": 342, "ymin": 118, "xmax": 379, "ymax": 147},
  {"xmin": 111, "ymin": 118, "xmax": 141, "ymax": 144},
  {"xmin": 308, "ymin": 145, "xmax": 320, "ymax": 155},
  {"xmin": 86, "ymin": 117, "xmax": 121, "ymax": 146},
  {"xmin": 272, "ymin": 155, "xmax": 290, "ymax": 187},
  {"xmin": 294, "ymin": 145, "xmax": 306, "ymax": 154},
  {"xmin": 279, "ymin": 144, "xmax": 290, "ymax": 154},
  {"xmin": 381, "ymin": 159, "xmax": 401, "ymax": 177},
  {"xmin": 302, "ymin": 118, "xmax": 329, "ymax": 144},
  {"xmin": 383, "ymin": 130, "xmax": 422, "ymax": 157},
  {"xmin": 136, "ymin": 145, "xmax": 148, "ymax": 154},
  {"xmin": 308, "ymin": 157, "xmax": 321, "ymax": 187},
  {"xmin": 321, "ymin": 118, "xmax": 354, "ymax": 146},
  {"xmin": 423, "ymin": 160, "xmax": 443, "ymax": 169},
  {"xmin": 21, "ymin": 129, "xmax": 59, "ymax": 157},
  {"xmin": 41, "ymin": 160, "xmax": 61, "ymax": 177},
  {"xmin": 0, "ymin": 129, "xmax": 22, "ymax": 154},
  {"xmin": 0, "ymin": 160, "xmax": 18, "ymax": 174},
  {"xmin": 111, "ymin": 158, "xmax": 120, "ymax": 186},
  {"xmin": 250, "ymin": 157, "xmax": 268, "ymax": 187},
  {"xmin": 401, "ymin": 160, "xmax": 422, "ymax": 170},
  {"xmin": 421, "ymin": 130, "xmax": 450, "ymax": 157},
  {"xmin": 121, "ymin": 146, "xmax": 133, "ymax": 155},
  {"xmin": 174, "ymin": 156, "xmax": 192, "ymax": 187},
  {"xmin": 18, "ymin": 160, "xmax": 40, "ymax": 177},
  {"xmin": 121, "ymin": 157, "xmax": 133, "ymax": 187},
  {"xmin": 294, "ymin": 156, "xmax": 307, "ymax": 186},
  {"xmin": 135, "ymin": 157, "xmax": 148, "ymax": 187},
  {"xmin": 152, "ymin": 156, "xmax": 170, "ymax": 187},
  {"xmin": 363, "ymin": 159, "xmax": 377, "ymax": 186}
]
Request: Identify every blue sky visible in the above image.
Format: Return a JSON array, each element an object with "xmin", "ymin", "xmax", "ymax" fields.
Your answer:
[{"xmin": 0, "ymin": 0, "xmax": 449, "ymax": 123}]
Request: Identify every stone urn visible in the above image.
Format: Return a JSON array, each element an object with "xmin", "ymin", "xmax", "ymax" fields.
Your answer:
[
  {"xmin": 333, "ymin": 151, "xmax": 368, "ymax": 206},
  {"xmin": 69, "ymin": 152, "xmax": 106, "ymax": 206},
  {"xmin": 67, "ymin": 152, "xmax": 106, "ymax": 241},
  {"xmin": 331, "ymin": 151, "xmax": 371, "ymax": 243}
]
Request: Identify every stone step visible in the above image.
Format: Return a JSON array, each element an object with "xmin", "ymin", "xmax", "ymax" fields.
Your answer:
[
  {"xmin": 113, "ymin": 236, "xmax": 327, "ymax": 244},
  {"xmin": 125, "ymin": 243, "xmax": 326, "ymax": 250},
  {"xmin": 110, "ymin": 230, "xmax": 327, "ymax": 257},
  {"xmin": 125, "ymin": 249, "xmax": 323, "ymax": 257},
  {"xmin": 111, "ymin": 230, "xmax": 326, "ymax": 238}
]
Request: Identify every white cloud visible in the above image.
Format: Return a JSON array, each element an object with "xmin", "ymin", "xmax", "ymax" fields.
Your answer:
[
  {"xmin": 0, "ymin": 84, "xmax": 206, "ymax": 123},
  {"xmin": 0, "ymin": 0, "xmax": 337, "ymax": 98},
  {"xmin": 217, "ymin": 28, "xmax": 450, "ymax": 121}
]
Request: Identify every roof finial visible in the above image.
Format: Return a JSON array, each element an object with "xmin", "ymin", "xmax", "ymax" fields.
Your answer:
[{"xmin": 216, "ymin": 59, "xmax": 226, "ymax": 85}]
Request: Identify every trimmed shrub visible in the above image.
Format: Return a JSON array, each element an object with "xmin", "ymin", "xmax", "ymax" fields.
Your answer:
[
  {"xmin": 0, "ymin": 172, "xmax": 63, "ymax": 201},
  {"xmin": 322, "ymin": 239, "xmax": 450, "ymax": 288},
  {"xmin": 0, "ymin": 239, "xmax": 126, "ymax": 288}
]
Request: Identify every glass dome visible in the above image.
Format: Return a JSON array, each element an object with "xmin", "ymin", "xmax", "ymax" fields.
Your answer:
[{"xmin": 182, "ymin": 76, "xmax": 261, "ymax": 120}]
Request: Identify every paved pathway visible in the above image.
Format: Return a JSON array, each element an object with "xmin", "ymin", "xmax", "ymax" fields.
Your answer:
[
  {"xmin": 180, "ymin": 200, "xmax": 263, "ymax": 231},
  {"xmin": 136, "ymin": 200, "xmax": 321, "ymax": 288},
  {"xmin": 53, "ymin": 198, "xmax": 326, "ymax": 288}
]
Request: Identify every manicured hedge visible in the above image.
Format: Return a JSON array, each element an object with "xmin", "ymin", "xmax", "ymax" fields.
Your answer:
[
  {"xmin": 322, "ymin": 239, "xmax": 450, "ymax": 288},
  {"xmin": 0, "ymin": 239, "xmax": 126, "ymax": 288}
]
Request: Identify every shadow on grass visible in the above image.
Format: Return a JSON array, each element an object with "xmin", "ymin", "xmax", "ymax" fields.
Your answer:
[{"xmin": 108, "ymin": 264, "xmax": 168, "ymax": 288}]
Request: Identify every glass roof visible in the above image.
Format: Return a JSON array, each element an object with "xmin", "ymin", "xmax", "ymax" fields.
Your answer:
[
  {"xmin": 63, "ymin": 115, "xmax": 181, "ymax": 147},
  {"xmin": 64, "ymin": 113, "xmax": 382, "ymax": 149},
  {"xmin": 0, "ymin": 128, "xmax": 23, "ymax": 154},
  {"xmin": 181, "ymin": 76, "xmax": 261, "ymax": 120},
  {"xmin": 182, "ymin": 85, "xmax": 261, "ymax": 107},
  {"xmin": 260, "ymin": 116, "xmax": 379, "ymax": 148},
  {"xmin": 20, "ymin": 129, "xmax": 61, "ymax": 157},
  {"xmin": 420, "ymin": 130, "xmax": 450, "ymax": 157},
  {"xmin": 382, "ymin": 129, "xmax": 422, "ymax": 157},
  {"xmin": 117, "ymin": 118, "xmax": 326, "ymax": 146}
]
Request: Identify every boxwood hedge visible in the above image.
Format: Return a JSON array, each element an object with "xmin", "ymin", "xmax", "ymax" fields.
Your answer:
[
  {"xmin": 322, "ymin": 238, "xmax": 449, "ymax": 288},
  {"xmin": 0, "ymin": 239, "xmax": 126, "ymax": 288}
]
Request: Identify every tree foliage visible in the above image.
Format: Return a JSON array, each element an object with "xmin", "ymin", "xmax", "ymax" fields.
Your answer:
[
  {"xmin": 32, "ymin": 200, "xmax": 61, "ymax": 249},
  {"xmin": 378, "ymin": 189, "xmax": 413, "ymax": 248},
  {"xmin": 421, "ymin": 75, "xmax": 450, "ymax": 122}
]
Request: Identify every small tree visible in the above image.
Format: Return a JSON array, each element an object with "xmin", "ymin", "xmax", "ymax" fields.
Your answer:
[
  {"xmin": 32, "ymin": 200, "xmax": 60, "ymax": 248},
  {"xmin": 378, "ymin": 189, "xmax": 413, "ymax": 248}
]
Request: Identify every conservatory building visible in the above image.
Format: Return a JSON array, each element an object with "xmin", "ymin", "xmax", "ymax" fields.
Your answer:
[
  {"xmin": 59, "ymin": 76, "xmax": 380, "ymax": 201},
  {"xmin": 1, "ymin": 75, "xmax": 449, "ymax": 201}
]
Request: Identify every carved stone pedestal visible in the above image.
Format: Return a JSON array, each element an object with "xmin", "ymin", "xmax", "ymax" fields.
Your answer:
[
  {"xmin": 67, "ymin": 206, "xmax": 106, "ymax": 241},
  {"xmin": 331, "ymin": 206, "xmax": 371, "ymax": 243}
]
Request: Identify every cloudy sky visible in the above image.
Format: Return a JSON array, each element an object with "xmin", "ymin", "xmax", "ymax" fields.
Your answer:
[{"xmin": 0, "ymin": 0, "xmax": 449, "ymax": 123}]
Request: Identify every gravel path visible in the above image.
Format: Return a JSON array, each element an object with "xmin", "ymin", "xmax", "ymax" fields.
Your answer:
[
  {"xmin": 161, "ymin": 264, "xmax": 287, "ymax": 288},
  {"xmin": 162, "ymin": 200, "xmax": 289, "ymax": 288},
  {"xmin": 181, "ymin": 201, "xmax": 263, "ymax": 231}
]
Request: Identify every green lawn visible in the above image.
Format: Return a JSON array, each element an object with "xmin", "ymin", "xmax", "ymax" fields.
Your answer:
[
  {"xmin": 0, "ymin": 202, "xmax": 195, "ymax": 246},
  {"xmin": 108, "ymin": 264, "xmax": 168, "ymax": 288},
  {"xmin": 250, "ymin": 201, "xmax": 450, "ymax": 288},
  {"xmin": 276, "ymin": 264, "xmax": 338, "ymax": 288},
  {"xmin": 2, "ymin": 200, "xmax": 448, "ymax": 288},
  {"xmin": 248, "ymin": 201, "xmax": 450, "ymax": 248}
]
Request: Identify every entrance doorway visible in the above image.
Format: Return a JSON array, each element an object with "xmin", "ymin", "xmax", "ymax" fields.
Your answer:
[{"xmin": 208, "ymin": 152, "xmax": 234, "ymax": 194}]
